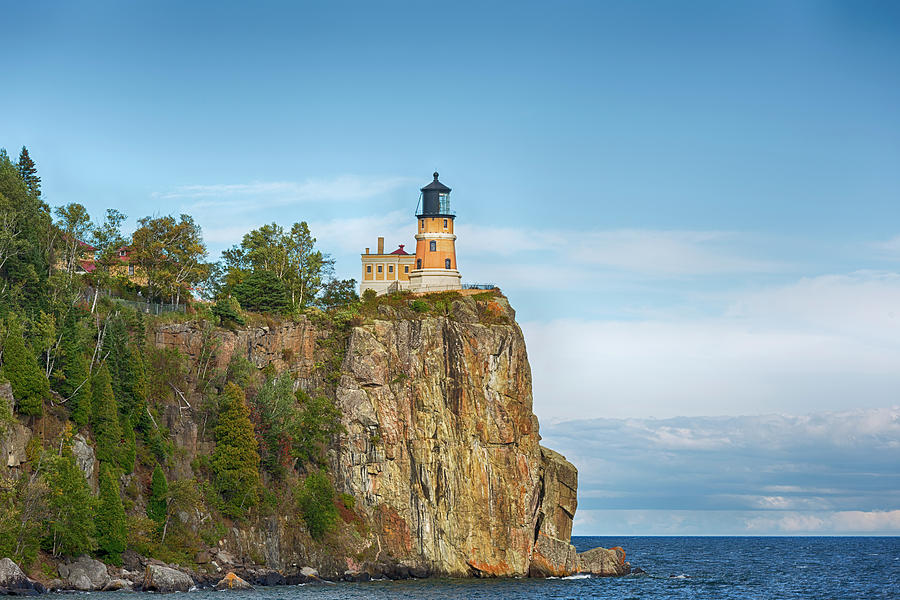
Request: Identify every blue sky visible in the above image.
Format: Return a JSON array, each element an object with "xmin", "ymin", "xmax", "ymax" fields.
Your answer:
[{"xmin": 3, "ymin": 1, "xmax": 899, "ymax": 534}]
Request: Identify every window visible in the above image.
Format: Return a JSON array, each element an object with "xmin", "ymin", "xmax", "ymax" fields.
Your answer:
[
  {"xmin": 429, "ymin": 240, "xmax": 436, "ymax": 251},
  {"xmin": 445, "ymin": 259, "xmax": 451, "ymax": 269},
  {"xmin": 420, "ymin": 220, "xmax": 424, "ymax": 229},
  {"xmin": 416, "ymin": 259, "xmax": 422, "ymax": 269},
  {"xmin": 129, "ymin": 264, "xmax": 135, "ymax": 275},
  {"xmin": 377, "ymin": 265, "xmax": 382, "ymax": 273},
  {"xmin": 443, "ymin": 219, "xmax": 448, "ymax": 229},
  {"xmin": 366, "ymin": 265, "xmax": 372, "ymax": 273},
  {"xmin": 388, "ymin": 265, "xmax": 393, "ymax": 272},
  {"xmin": 404, "ymin": 266, "xmax": 409, "ymax": 273}
]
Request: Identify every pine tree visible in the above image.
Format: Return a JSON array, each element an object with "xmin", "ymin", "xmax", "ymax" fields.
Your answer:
[
  {"xmin": 90, "ymin": 364, "xmax": 122, "ymax": 465},
  {"xmin": 211, "ymin": 383, "xmax": 261, "ymax": 516},
  {"xmin": 95, "ymin": 464, "xmax": 127, "ymax": 564},
  {"xmin": 16, "ymin": 147, "xmax": 40, "ymax": 197},
  {"xmin": 119, "ymin": 415, "xmax": 136, "ymax": 474},
  {"xmin": 57, "ymin": 322, "xmax": 91, "ymax": 426},
  {"xmin": 147, "ymin": 464, "xmax": 168, "ymax": 528},
  {"xmin": 0, "ymin": 318, "xmax": 48, "ymax": 416},
  {"xmin": 43, "ymin": 451, "xmax": 95, "ymax": 556}
]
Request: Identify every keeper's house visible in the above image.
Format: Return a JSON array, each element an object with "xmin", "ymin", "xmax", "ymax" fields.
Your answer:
[{"xmin": 361, "ymin": 172, "xmax": 462, "ymax": 295}]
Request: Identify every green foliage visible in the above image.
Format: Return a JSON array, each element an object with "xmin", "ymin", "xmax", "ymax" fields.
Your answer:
[
  {"xmin": 250, "ymin": 375, "xmax": 296, "ymax": 479},
  {"xmin": 211, "ymin": 383, "xmax": 260, "ymax": 517},
  {"xmin": 410, "ymin": 299, "xmax": 429, "ymax": 313},
  {"xmin": 317, "ymin": 278, "xmax": 358, "ymax": 309},
  {"xmin": 225, "ymin": 353, "xmax": 256, "ymax": 388},
  {"xmin": 296, "ymin": 469, "xmax": 338, "ymax": 541},
  {"xmin": 16, "ymin": 147, "xmax": 40, "ymax": 197},
  {"xmin": 119, "ymin": 416, "xmax": 136, "ymax": 473},
  {"xmin": 293, "ymin": 388, "xmax": 344, "ymax": 466},
  {"xmin": 148, "ymin": 465, "xmax": 168, "ymax": 527},
  {"xmin": 233, "ymin": 270, "xmax": 289, "ymax": 313},
  {"xmin": 91, "ymin": 363, "xmax": 123, "ymax": 465},
  {"xmin": 57, "ymin": 319, "xmax": 92, "ymax": 426},
  {"xmin": 103, "ymin": 316, "xmax": 147, "ymax": 419},
  {"xmin": 95, "ymin": 464, "xmax": 127, "ymax": 564},
  {"xmin": 0, "ymin": 474, "xmax": 44, "ymax": 567},
  {"xmin": 212, "ymin": 295, "xmax": 245, "ymax": 325},
  {"xmin": 361, "ymin": 289, "xmax": 377, "ymax": 305},
  {"xmin": 146, "ymin": 346, "xmax": 187, "ymax": 403},
  {"xmin": 0, "ymin": 149, "xmax": 51, "ymax": 312},
  {"xmin": 1, "ymin": 317, "xmax": 48, "ymax": 416},
  {"xmin": 131, "ymin": 213, "xmax": 209, "ymax": 304},
  {"xmin": 222, "ymin": 221, "xmax": 333, "ymax": 312},
  {"xmin": 43, "ymin": 450, "xmax": 95, "ymax": 557}
]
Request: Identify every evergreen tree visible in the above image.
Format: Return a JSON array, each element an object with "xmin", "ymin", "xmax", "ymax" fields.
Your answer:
[
  {"xmin": 147, "ymin": 464, "xmax": 168, "ymax": 528},
  {"xmin": 95, "ymin": 464, "xmax": 127, "ymax": 564},
  {"xmin": 57, "ymin": 321, "xmax": 91, "ymax": 426},
  {"xmin": 233, "ymin": 270, "xmax": 289, "ymax": 313},
  {"xmin": 43, "ymin": 451, "xmax": 95, "ymax": 556},
  {"xmin": 0, "ymin": 150, "xmax": 51, "ymax": 312},
  {"xmin": 0, "ymin": 318, "xmax": 48, "ymax": 416},
  {"xmin": 211, "ymin": 383, "xmax": 261, "ymax": 516},
  {"xmin": 90, "ymin": 364, "xmax": 122, "ymax": 465},
  {"xmin": 16, "ymin": 147, "xmax": 40, "ymax": 198},
  {"xmin": 103, "ymin": 317, "xmax": 146, "ymax": 418},
  {"xmin": 119, "ymin": 415, "xmax": 136, "ymax": 474}
]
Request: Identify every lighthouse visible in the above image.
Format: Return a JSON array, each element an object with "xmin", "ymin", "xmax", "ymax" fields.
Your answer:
[
  {"xmin": 359, "ymin": 172, "xmax": 462, "ymax": 296},
  {"xmin": 407, "ymin": 172, "xmax": 462, "ymax": 292}
]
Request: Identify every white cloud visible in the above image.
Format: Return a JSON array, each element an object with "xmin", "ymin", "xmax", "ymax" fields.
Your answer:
[
  {"xmin": 871, "ymin": 234, "xmax": 900, "ymax": 258},
  {"xmin": 523, "ymin": 271, "xmax": 900, "ymax": 420},
  {"xmin": 461, "ymin": 225, "xmax": 781, "ymax": 276},
  {"xmin": 156, "ymin": 175, "xmax": 414, "ymax": 204},
  {"xmin": 744, "ymin": 510, "xmax": 900, "ymax": 533}
]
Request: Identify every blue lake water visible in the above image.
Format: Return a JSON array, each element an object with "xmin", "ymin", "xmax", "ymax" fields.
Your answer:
[{"xmin": 49, "ymin": 536, "xmax": 899, "ymax": 599}]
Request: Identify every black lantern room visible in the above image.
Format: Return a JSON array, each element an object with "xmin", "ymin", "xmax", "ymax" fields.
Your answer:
[{"xmin": 418, "ymin": 172, "xmax": 453, "ymax": 217}]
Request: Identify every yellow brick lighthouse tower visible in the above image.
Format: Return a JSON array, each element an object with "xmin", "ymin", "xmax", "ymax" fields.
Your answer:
[{"xmin": 407, "ymin": 172, "xmax": 462, "ymax": 292}]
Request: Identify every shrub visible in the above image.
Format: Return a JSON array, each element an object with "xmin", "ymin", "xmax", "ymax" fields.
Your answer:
[
  {"xmin": 212, "ymin": 296, "xmax": 245, "ymax": 325},
  {"xmin": 296, "ymin": 470, "xmax": 338, "ymax": 541},
  {"xmin": 410, "ymin": 299, "xmax": 429, "ymax": 313}
]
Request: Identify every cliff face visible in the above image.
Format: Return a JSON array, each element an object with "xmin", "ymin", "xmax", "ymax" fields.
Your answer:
[{"xmin": 139, "ymin": 294, "xmax": 579, "ymax": 577}]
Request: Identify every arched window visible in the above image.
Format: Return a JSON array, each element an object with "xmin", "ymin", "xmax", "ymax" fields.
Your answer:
[
  {"xmin": 445, "ymin": 258, "xmax": 451, "ymax": 269},
  {"xmin": 416, "ymin": 259, "xmax": 422, "ymax": 269},
  {"xmin": 429, "ymin": 240, "xmax": 436, "ymax": 251}
]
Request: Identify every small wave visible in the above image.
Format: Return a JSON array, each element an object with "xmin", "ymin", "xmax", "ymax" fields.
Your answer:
[
  {"xmin": 562, "ymin": 574, "xmax": 591, "ymax": 580},
  {"xmin": 669, "ymin": 574, "xmax": 690, "ymax": 579}
]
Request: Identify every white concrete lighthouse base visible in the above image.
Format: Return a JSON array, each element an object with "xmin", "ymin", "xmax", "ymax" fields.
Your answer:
[{"xmin": 407, "ymin": 269, "xmax": 462, "ymax": 293}]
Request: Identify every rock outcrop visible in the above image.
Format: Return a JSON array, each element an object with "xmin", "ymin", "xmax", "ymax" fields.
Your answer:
[
  {"xmin": 145, "ymin": 293, "xmax": 617, "ymax": 579},
  {"xmin": 0, "ymin": 383, "xmax": 30, "ymax": 470},
  {"xmin": 214, "ymin": 572, "xmax": 252, "ymax": 590},
  {"xmin": 0, "ymin": 557, "xmax": 44, "ymax": 594},
  {"xmin": 142, "ymin": 565, "xmax": 194, "ymax": 592},
  {"xmin": 576, "ymin": 546, "xmax": 630, "ymax": 576},
  {"xmin": 58, "ymin": 555, "xmax": 110, "ymax": 591},
  {"xmin": 332, "ymin": 296, "xmax": 576, "ymax": 576}
]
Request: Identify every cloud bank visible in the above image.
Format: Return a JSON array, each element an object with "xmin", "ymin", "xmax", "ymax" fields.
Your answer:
[{"xmin": 541, "ymin": 407, "xmax": 900, "ymax": 535}]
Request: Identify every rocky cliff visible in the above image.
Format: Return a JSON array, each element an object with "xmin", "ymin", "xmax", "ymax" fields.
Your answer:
[{"xmin": 3, "ymin": 291, "xmax": 623, "ymax": 581}]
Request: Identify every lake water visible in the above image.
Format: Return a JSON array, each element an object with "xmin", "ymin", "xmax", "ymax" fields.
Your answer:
[{"xmin": 47, "ymin": 536, "xmax": 899, "ymax": 599}]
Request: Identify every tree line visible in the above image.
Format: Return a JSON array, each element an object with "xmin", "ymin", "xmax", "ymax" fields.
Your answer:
[{"xmin": 0, "ymin": 146, "xmax": 354, "ymax": 569}]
